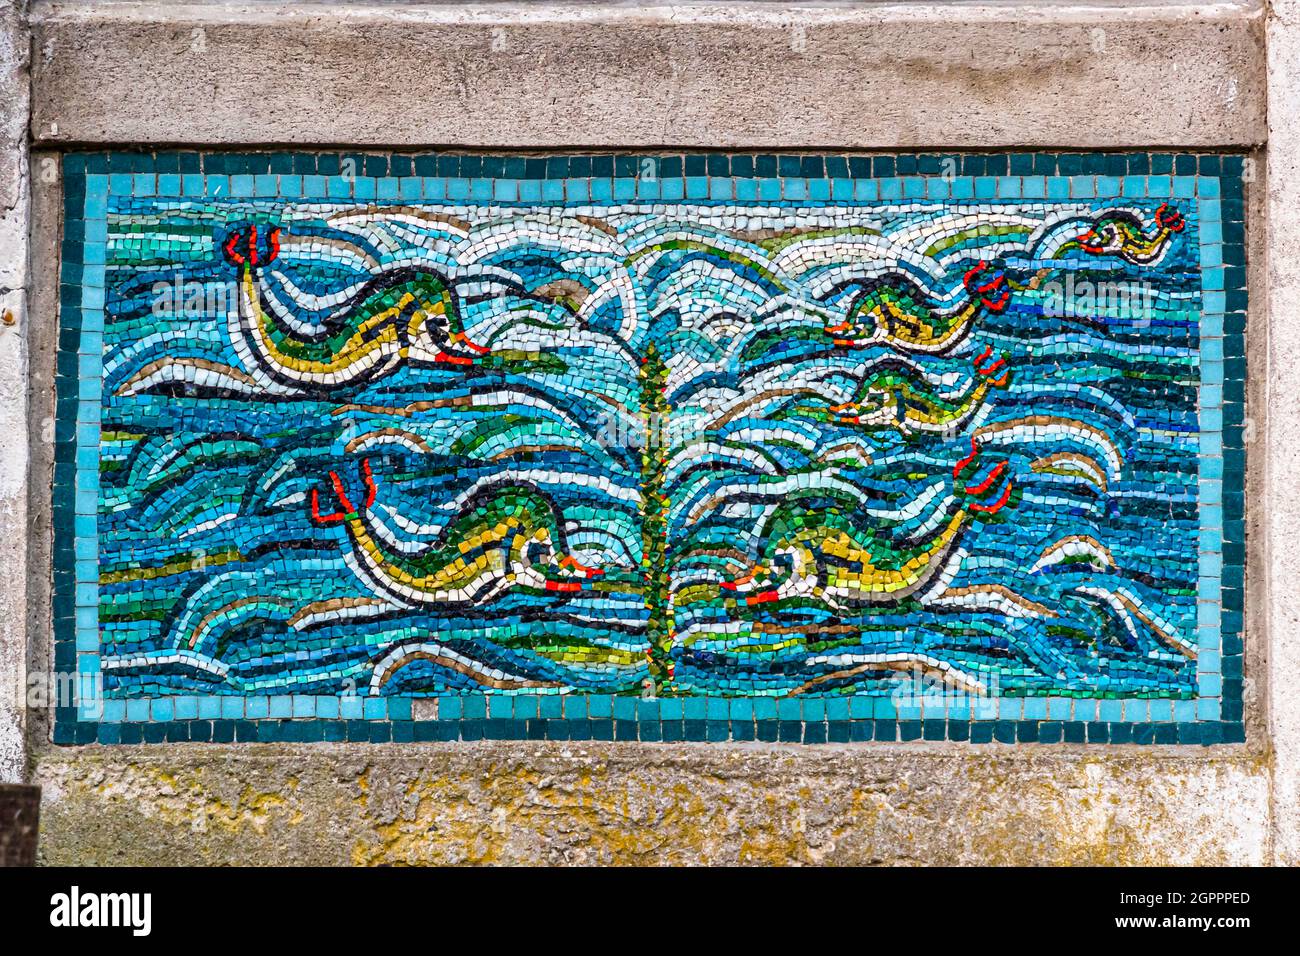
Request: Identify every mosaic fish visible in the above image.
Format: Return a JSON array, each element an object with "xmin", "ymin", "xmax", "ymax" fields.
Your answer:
[
  {"xmin": 823, "ymin": 261, "xmax": 1010, "ymax": 353},
  {"xmin": 221, "ymin": 223, "xmax": 563, "ymax": 392},
  {"xmin": 797, "ymin": 346, "xmax": 1011, "ymax": 437},
  {"xmin": 310, "ymin": 458, "xmax": 602, "ymax": 607},
  {"xmin": 1070, "ymin": 203, "xmax": 1185, "ymax": 265},
  {"xmin": 720, "ymin": 440, "xmax": 1018, "ymax": 609}
]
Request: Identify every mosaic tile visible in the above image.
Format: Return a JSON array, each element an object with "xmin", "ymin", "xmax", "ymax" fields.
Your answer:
[{"xmin": 53, "ymin": 152, "xmax": 1247, "ymax": 744}]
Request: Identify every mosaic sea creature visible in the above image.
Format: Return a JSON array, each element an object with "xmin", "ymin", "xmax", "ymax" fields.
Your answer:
[
  {"xmin": 798, "ymin": 346, "xmax": 1012, "ymax": 437},
  {"xmin": 221, "ymin": 223, "xmax": 562, "ymax": 392},
  {"xmin": 310, "ymin": 458, "xmax": 602, "ymax": 607},
  {"xmin": 1071, "ymin": 203, "xmax": 1185, "ymax": 265},
  {"xmin": 720, "ymin": 440, "xmax": 1018, "ymax": 610},
  {"xmin": 823, "ymin": 261, "xmax": 1009, "ymax": 353}
]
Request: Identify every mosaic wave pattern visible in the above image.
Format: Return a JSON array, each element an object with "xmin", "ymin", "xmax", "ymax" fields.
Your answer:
[{"xmin": 54, "ymin": 152, "xmax": 1246, "ymax": 744}]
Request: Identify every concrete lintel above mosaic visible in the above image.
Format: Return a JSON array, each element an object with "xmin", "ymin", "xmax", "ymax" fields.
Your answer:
[{"xmin": 51, "ymin": 151, "xmax": 1247, "ymax": 746}]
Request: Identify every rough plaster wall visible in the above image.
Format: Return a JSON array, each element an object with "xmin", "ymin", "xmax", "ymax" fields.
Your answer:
[
  {"xmin": 32, "ymin": 744, "xmax": 1271, "ymax": 866},
  {"xmin": 9, "ymin": 0, "xmax": 1292, "ymax": 864},
  {"xmin": 29, "ymin": 0, "xmax": 1265, "ymax": 148},
  {"xmin": 0, "ymin": 0, "xmax": 29, "ymax": 785},
  {"xmin": 1267, "ymin": 0, "xmax": 1300, "ymax": 865}
]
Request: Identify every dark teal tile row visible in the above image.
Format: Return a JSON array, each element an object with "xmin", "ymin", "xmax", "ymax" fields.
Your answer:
[
  {"xmin": 61, "ymin": 150, "xmax": 1247, "ymax": 182},
  {"xmin": 71, "ymin": 718, "xmax": 1244, "ymax": 746},
  {"xmin": 1221, "ymin": 165, "xmax": 1247, "ymax": 730},
  {"xmin": 50, "ymin": 150, "xmax": 1249, "ymax": 746}
]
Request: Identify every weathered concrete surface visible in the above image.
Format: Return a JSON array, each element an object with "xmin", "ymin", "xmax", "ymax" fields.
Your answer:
[
  {"xmin": 23, "ymin": 148, "xmax": 57, "ymax": 768},
  {"xmin": 1266, "ymin": 0, "xmax": 1300, "ymax": 866},
  {"xmin": 29, "ymin": 1, "xmax": 1265, "ymax": 148},
  {"xmin": 0, "ymin": 0, "xmax": 31, "ymax": 785},
  {"xmin": 9, "ymin": 0, "xmax": 1287, "ymax": 866},
  {"xmin": 32, "ymin": 744, "xmax": 1271, "ymax": 865}
]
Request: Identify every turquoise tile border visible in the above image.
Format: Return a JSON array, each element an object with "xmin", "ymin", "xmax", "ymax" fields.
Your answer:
[{"xmin": 52, "ymin": 151, "xmax": 1247, "ymax": 745}]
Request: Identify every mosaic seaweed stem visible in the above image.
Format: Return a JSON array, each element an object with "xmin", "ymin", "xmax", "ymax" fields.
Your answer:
[{"xmin": 640, "ymin": 341, "xmax": 674, "ymax": 694}]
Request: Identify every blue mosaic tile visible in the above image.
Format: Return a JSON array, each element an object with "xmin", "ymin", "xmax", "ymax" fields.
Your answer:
[{"xmin": 53, "ymin": 151, "xmax": 1248, "ymax": 744}]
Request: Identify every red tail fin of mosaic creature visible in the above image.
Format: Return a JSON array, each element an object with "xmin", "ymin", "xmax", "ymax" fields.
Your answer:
[
  {"xmin": 221, "ymin": 223, "xmax": 282, "ymax": 269},
  {"xmin": 953, "ymin": 437, "xmax": 1016, "ymax": 515},
  {"xmin": 310, "ymin": 458, "xmax": 377, "ymax": 526},
  {"xmin": 1155, "ymin": 203, "xmax": 1185, "ymax": 233},
  {"xmin": 973, "ymin": 345, "xmax": 1012, "ymax": 388},
  {"xmin": 963, "ymin": 260, "xmax": 1010, "ymax": 313}
]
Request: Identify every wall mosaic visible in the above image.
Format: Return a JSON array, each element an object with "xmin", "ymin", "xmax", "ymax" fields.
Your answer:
[{"xmin": 53, "ymin": 152, "xmax": 1246, "ymax": 744}]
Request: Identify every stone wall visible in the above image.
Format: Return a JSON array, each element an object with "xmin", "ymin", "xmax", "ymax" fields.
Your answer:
[
  {"xmin": 0, "ymin": 0, "xmax": 30, "ymax": 786},
  {"xmin": 3, "ymin": 0, "xmax": 1298, "ymax": 865}
]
